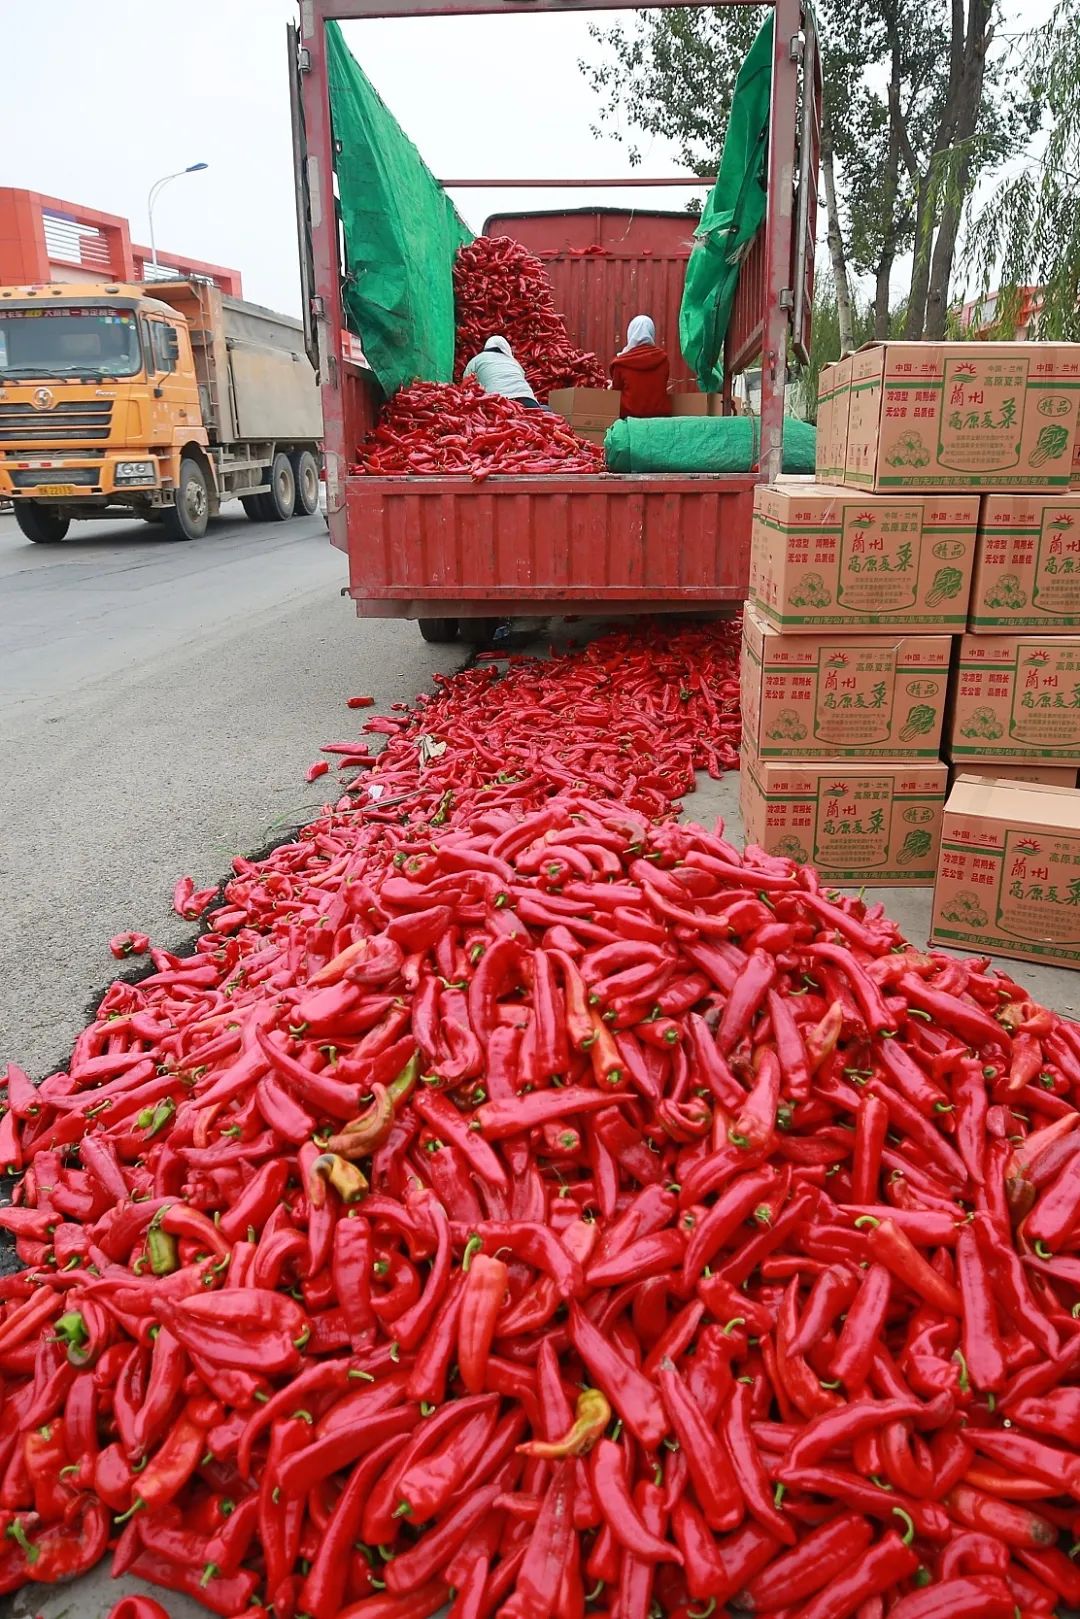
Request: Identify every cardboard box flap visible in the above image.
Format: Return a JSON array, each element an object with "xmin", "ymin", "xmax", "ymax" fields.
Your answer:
[{"xmin": 947, "ymin": 773, "xmax": 1080, "ymax": 830}]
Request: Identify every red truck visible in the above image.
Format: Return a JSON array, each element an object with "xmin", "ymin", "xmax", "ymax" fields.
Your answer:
[{"xmin": 289, "ymin": 0, "xmax": 820, "ymax": 640}]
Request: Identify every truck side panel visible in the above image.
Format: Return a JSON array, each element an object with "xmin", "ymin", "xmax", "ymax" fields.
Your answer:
[
  {"xmin": 221, "ymin": 295, "xmax": 322, "ymax": 442},
  {"xmin": 346, "ymin": 474, "xmax": 754, "ymax": 608},
  {"xmin": 228, "ymin": 345, "xmax": 323, "ymax": 442},
  {"xmin": 482, "ymin": 210, "xmax": 698, "ymax": 392},
  {"xmin": 149, "ymin": 281, "xmax": 322, "ymax": 447}
]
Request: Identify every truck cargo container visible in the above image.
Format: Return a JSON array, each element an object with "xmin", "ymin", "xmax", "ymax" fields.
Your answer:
[
  {"xmin": 0, "ymin": 279, "xmax": 321, "ymax": 542},
  {"xmin": 290, "ymin": 0, "xmax": 819, "ymax": 635}
]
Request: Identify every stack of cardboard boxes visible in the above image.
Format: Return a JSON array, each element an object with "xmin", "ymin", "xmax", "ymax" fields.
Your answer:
[{"xmin": 742, "ymin": 341, "xmax": 1080, "ymax": 966}]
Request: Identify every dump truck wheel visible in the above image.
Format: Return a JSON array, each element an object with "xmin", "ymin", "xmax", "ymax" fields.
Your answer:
[
  {"xmin": 291, "ymin": 451, "xmax": 320, "ymax": 516},
  {"xmin": 418, "ymin": 618, "xmax": 459, "ymax": 643},
  {"xmin": 265, "ymin": 454, "xmax": 295, "ymax": 522},
  {"xmin": 163, "ymin": 459, "xmax": 209, "ymax": 541},
  {"xmin": 241, "ymin": 495, "xmax": 269, "ymax": 522},
  {"xmin": 14, "ymin": 504, "xmax": 70, "ymax": 544}
]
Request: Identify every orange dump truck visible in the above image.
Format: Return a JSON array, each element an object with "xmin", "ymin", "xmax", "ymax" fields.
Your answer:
[{"xmin": 0, "ymin": 279, "xmax": 322, "ymax": 542}]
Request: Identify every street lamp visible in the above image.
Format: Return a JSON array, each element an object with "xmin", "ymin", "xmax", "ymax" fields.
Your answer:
[{"xmin": 147, "ymin": 163, "xmax": 209, "ymax": 267}]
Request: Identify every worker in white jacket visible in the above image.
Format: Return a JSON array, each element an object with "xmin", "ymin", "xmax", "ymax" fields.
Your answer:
[{"xmin": 463, "ymin": 337, "xmax": 544, "ymax": 408}]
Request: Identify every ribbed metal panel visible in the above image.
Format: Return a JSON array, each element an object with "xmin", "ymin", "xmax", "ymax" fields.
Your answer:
[
  {"xmin": 346, "ymin": 473, "xmax": 755, "ymax": 606},
  {"xmin": 482, "ymin": 209, "xmax": 700, "ymax": 392},
  {"xmin": 726, "ymin": 229, "xmax": 766, "ymax": 377}
]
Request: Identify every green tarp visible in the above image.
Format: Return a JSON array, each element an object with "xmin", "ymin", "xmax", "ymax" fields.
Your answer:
[
  {"xmin": 679, "ymin": 15, "xmax": 774, "ymax": 392},
  {"xmin": 603, "ymin": 415, "xmax": 815, "ymax": 475},
  {"xmin": 327, "ymin": 23, "xmax": 473, "ymax": 395}
]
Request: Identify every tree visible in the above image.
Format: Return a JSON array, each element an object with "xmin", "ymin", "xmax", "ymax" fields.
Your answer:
[
  {"xmin": 579, "ymin": 0, "xmax": 1029, "ymax": 343},
  {"xmin": 965, "ymin": 0, "xmax": 1080, "ymax": 341},
  {"xmin": 793, "ymin": 275, "xmax": 884, "ymax": 421}
]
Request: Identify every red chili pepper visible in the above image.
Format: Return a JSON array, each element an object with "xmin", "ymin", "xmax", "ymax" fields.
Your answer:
[
  {"xmin": 827, "ymin": 1262, "xmax": 892, "ymax": 1393},
  {"xmin": 657, "ymin": 1359, "xmax": 741, "ymax": 1530},
  {"xmin": 955, "ymin": 1226, "xmax": 1007, "ymax": 1392},
  {"xmin": 742, "ymin": 1512, "xmax": 874, "ymax": 1609}
]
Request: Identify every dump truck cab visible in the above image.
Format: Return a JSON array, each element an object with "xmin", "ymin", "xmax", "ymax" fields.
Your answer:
[{"xmin": 0, "ymin": 282, "xmax": 205, "ymax": 533}]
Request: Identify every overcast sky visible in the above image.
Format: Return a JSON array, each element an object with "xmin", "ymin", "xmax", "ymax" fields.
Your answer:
[{"xmin": 6, "ymin": 0, "xmax": 1055, "ymax": 318}]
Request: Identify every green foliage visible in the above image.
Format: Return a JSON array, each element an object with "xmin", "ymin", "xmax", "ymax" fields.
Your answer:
[
  {"xmin": 581, "ymin": 8, "xmax": 766, "ymax": 172},
  {"xmin": 793, "ymin": 276, "xmax": 879, "ymax": 423},
  {"xmin": 965, "ymin": 0, "xmax": 1080, "ymax": 340},
  {"xmin": 580, "ymin": 1, "xmax": 1031, "ymax": 337}
]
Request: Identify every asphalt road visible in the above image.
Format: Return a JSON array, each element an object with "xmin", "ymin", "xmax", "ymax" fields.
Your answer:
[{"xmin": 0, "ymin": 504, "xmax": 464, "ymax": 1086}]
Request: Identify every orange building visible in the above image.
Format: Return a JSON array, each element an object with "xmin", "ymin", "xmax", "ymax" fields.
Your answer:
[{"xmin": 0, "ymin": 187, "xmax": 242, "ymax": 294}]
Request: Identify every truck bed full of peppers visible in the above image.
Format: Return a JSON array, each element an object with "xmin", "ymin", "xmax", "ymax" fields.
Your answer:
[
  {"xmin": 356, "ymin": 379, "xmax": 605, "ymax": 479},
  {"xmin": 453, "ymin": 236, "xmax": 608, "ymax": 403},
  {"xmin": 6, "ymin": 622, "xmax": 1080, "ymax": 1615}
]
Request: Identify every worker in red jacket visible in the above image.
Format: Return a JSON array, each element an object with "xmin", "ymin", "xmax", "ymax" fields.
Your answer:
[{"xmin": 610, "ymin": 316, "xmax": 671, "ymax": 418}]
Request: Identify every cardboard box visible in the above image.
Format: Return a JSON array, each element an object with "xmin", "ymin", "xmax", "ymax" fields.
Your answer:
[
  {"xmin": 947, "ymin": 634, "xmax": 1080, "ymax": 764},
  {"xmin": 750, "ymin": 482, "xmax": 979, "ymax": 633},
  {"xmin": 969, "ymin": 492, "xmax": 1080, "ymax": 632},
  {"xmin": 815, "ymin": 356, "xmax": 851, "ymax": 483},
  {"xmin": 932, "ymin": 775, "xmax": 1080, "ymax": 968},
  {"xmin": 741, "ymin": 607, "xmax": 950, "ymax": 760},
  {"xmin": 955, "ymin": 764, "xmax": 1080, "ymax": 789},
  {"xmin": 670, "ymin": 393, "xmax": 725, "ymax": 417},
  {"xmin": 842, "ymin": 341, "xmax": 1080, "ymax": 492},
  {"xmin": 547, "ymin": 389, "xmax": 621, "ymax": 442},
  {"xmin": 740, "ymin": 756, "xmax": 947, "ymax": 886}
]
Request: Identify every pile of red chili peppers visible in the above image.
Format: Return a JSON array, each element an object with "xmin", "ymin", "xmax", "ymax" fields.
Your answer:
[
  {"xmin": 453, "ymin": 237, "xmax": 608, "ymax": 402},
  {"xmin": 355, "ymin": 379, "xmax": 605, "ymax": 480},
  {"xmin": 8, "ymin": 620, "xmax": 1080, "ymax": 1619}
]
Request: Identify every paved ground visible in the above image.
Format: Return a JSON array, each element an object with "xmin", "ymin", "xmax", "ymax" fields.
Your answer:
[
  {"xmin": 0, "ymin": 505, "xmax": 466, "ymax": 1084},
  {"xmin": 3, "ymin": 505, "xmax": 1080, "ymax": 1618}
]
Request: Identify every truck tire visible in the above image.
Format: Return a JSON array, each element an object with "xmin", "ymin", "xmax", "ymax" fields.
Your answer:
[
  {"xmin": 163, "ymin": 458, "xmax": 210, "ymax": 541},
  {"xmin": 241, "ymin": 494, "xmax": 272, "ymax": 522},
  {"xmin": 14, "ymin": 503, "xmax": 70, "ymax": 544},
  {"xmin": 462, "ymin": 617, "xmax": 502, "ymax": 647},
  {"xmin": 418, "ymin": 618, "xmax": 459, "ymax": 643},
  {"xmin": 265, "ymin": 453, "xmax": 295, "ymax": 522},
  {"xmin": 291, "ymin": 450, "xmax": 320, "ymax": 516}
]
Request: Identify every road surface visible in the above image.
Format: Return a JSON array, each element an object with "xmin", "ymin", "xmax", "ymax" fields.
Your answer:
[{"xmin": 0, "ymin": 505, "xmax": 463, "ymax": 1086}]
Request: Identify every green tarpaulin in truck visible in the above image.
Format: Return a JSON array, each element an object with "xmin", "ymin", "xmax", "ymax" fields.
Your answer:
[
  {"xmin": 603, "ymin": 415, "xmax": 815, "ymax": 474},
  {"xmin": 679, "ymin": 15, "xmax": 773, "ymax": 392},
  {"xmin": 327, "ymin": 22, "xmax": 473, "ymax": 396}
]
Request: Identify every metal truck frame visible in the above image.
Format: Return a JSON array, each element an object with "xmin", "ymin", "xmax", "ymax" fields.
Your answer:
[{"xmin": 291, "ymin": 0, "xmax": 819, "ymax": 626}]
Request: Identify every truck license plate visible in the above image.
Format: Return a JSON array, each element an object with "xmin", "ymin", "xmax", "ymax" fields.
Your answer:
[{"xmin": 35, "ymin": 484, "xmax": 76, "ymax": 496}]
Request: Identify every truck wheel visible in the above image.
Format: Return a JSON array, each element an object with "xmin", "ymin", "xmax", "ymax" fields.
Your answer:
[
  {"xmin": 418, "ymin": 618, "xmax": 459, "ymax": 643},
  {"xmin": 163, "ymin": 459, "xmax": 210, "ymax": 541},
  {"xmin": 14, "ymin": 503, "xmax": 70, "ymax": 544},
  {"xmin": 291, "ymin": 451, "xmax": 320, "ymax": 516},
  {"xmin": 462, "ymin": 617, "xmax": 503, "ymax": 647},
  {"xmin": 241, "ymin": 495, "xmax": 271, "ymax": 522},
  {"xmin": 265, "ymin": 453, "xmax": 295, "ymax": 522}
]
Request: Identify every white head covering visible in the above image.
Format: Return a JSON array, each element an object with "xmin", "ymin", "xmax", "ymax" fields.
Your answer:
[
  {"xmin": 484, "ymin": 336, "xmax": 513, "ymax": 357},
  {"xmin": 620, "ymin": 315, "xmax": 656, "ymax": 354}
]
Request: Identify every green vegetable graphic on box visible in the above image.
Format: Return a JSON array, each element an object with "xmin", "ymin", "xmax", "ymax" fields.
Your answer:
[
  {"xmin": 767, "ymin": 709, "xmax": 808, "ymax": 742},
  {"xmin": 984, "ymin": 573, "xmax": 1028, "ymax": 610},
  {"xmin": 885, "ymin": 431, "xmax": 931, "ymax": 469},
  {"xmin": 899, "ymin": 704, "xmax": 937, "ymax": 741},
  {"xmin": 940, "ymin": 892, "xmax": 989, "ymax": 927},
  {"xmin": 791, "ymin": 573, "xmax": 831, "ymax": 609},
  {"xmin": 774, "ymin": 835, "xmax": 809, "ymax": 863},
  {"xmin": 926, "ymin": 566, "xmax": 964, "ymax": 607},
  {"xmin": 897, "ymin": 829, "xmax": 933, "ymax": 866},
  {"xmin": 1030, "ymin": 424, "xmax": 1070, "ymax": 468},
  {"xmin": 960, "ymin": 705, "xmax": 1004, "ymax": 741}
]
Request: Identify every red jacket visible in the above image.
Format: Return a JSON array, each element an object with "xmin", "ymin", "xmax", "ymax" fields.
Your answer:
[{"xmin": 610, "ymin": 345, "xmax": 671, "ymax": 418}]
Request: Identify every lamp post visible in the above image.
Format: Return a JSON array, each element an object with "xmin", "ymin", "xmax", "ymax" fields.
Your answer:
[{"xmin": 147, "ymin": 163, "xmax": 209, "ymax": 267}]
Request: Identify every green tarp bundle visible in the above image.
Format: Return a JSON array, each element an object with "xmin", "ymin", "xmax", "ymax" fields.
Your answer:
[
  {"xmin": 679, "ymin": 16, "xmax": 774, "ymax": 392},
  {"xmin": 603, "ymin": 415, "xmax": 815, "ymax": 475},
  {"xmin": 327, "ymin": 23, "xmax": 473, "ymax": 395}
]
